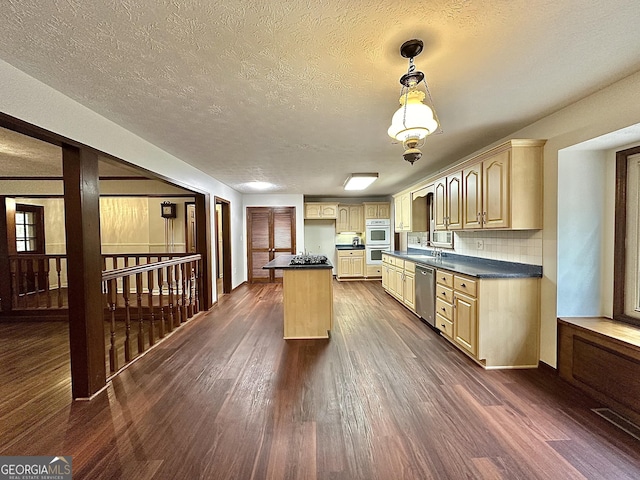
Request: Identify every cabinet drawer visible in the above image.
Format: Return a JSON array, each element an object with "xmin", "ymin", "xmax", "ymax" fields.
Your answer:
[
  {"xmin": 338, "ymin": 249, "xmax": 364, "ymax": 257},
  {"xmin": 382, "ymin": 254, "xmax": 391, "ymax": 264},
  {"xmin": 395, "ymin": 258, "xmax": 405, "ymax": 269},
  {"xmin": 436, "ymin": 285, "xmax": 453, "ymax": 303},
  {"xmin": 366, "ymin": 265, "xmax": 382, "ymax": 277},
  {"xmin": 436, "ymin": 298, "xmax": 452, "ymax": 320},
  {"xmin": 404, "ymin": 261, "xmax": 415, "ymax": 273},
  {"xmin": 454, "ymin": 275, "xmax": 477, "ymax": 297},
  {"xmin": 436, "ymin": 313, "xmax": 453, "ymax": 337},
  {"xmin": 437, "ymin": 270, "xmax": 454, "ymax": 288}
]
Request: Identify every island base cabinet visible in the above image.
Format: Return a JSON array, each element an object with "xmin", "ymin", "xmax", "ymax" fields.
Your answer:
[{"xmin": 283, "ymin": 269, "xmax": 333, "ymax": 339}]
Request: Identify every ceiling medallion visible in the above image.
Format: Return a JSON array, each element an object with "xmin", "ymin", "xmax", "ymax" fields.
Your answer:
[{"xmin": 388, "ymin": 39, "xmax": 441, "ymax": 165}]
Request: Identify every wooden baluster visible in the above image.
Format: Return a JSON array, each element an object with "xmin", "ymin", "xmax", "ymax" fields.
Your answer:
[
  {"xmin": 187, "ymin": 262, "xmax": 194, "ymax": 318},
  {"xmin": 147, "ymin": 269, "xmax": 156, "ymax": 346},
  {"xmin": 179, "ymin": 263, "xmax": 187, "ymax": 323},
  {"xmin": 158, "ymin": 267, "xmax": 165, "ymax": 338},
  {"xmin": 123, "ymin": 275, "xmax": 132, "ymax": 362},
  {"xmin": 56, "ymin": 257, "xmax": 63, "ymax": 308},
  {"xmin": 167, "ymin": 265, "xmax": 175, "ymax": 330},
  {"xmin": 10, "ymin": 258, "xmax": 18, "ymax": 309},
  {"xmin": 194, "ymin": 260, "xmax": 200, "ymax": 313},
  {"xmin": 136, "ymin": 272, "xmax": 144, "ymax": 354},
  {"xmin": 20, "ymin": 259, "xmax": 28, "ymax": 308},
  {"xmin": 33, "ymin": 259, "xmax": 41, "ymax": 308},
  {"xmin": 107, "ymin": 278, "xmax": 118, "ymax": 373},
  {"xmin": 43, "ymin": 258, "xmax": 51, "ymax": 308}
]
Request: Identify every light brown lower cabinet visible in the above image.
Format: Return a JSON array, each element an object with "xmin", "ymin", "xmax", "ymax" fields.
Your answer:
[
  {"xmin": 337, "ymin": 249, "xmax": 365, "ymax": 280},
  {"xmin": 382, "ymin": 255, "xmax": 416, "ymax": 313},
  {"xmin": 436, "ymin": 269, "xmax": 539, "ymax": 368}
]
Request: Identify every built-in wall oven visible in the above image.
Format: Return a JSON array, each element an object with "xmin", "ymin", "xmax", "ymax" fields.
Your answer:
[
  {"xmin": 365, "ymin": 245, "xmax": 389, "ymax": 265},
  {"xmin": 365, "ymin": 219, "xmax": 390, "ymax": 265},
  {"xmin": 366, "ymin": 219, "xmax": 391, "ymax": 245}
]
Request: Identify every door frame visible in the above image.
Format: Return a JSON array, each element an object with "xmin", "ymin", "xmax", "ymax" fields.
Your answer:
[{"xmin": 214, "ymin": 197, "xmax": 232, "ymax": 294}]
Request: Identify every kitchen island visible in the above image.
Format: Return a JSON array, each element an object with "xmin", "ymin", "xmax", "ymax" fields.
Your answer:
[{"xmin": 263, "ymin": 255, "xmax": 333, "ymax": 339}]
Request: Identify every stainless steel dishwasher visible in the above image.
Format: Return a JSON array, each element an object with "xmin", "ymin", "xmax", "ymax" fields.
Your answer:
[{"xmin": 415, "ymin": 264, "xmax": 436, "ymax": 328}]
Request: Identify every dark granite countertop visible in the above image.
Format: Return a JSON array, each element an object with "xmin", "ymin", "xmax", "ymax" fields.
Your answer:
[
  {"xmin": 263, "ymin": 255, "xmax": 333, "ymax": 270},
  {"xmin": 385, "ymin": 249, "xmax": 542, "ymax": 279},
  {"xmin": 335, "ymin": 244, "xmax": 365, "ymax": 250}
]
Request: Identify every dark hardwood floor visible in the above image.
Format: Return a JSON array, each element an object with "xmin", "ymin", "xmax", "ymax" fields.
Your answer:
[{"xmin": 1, "ymin": 281, "xmax": 639, "ymax": 479}]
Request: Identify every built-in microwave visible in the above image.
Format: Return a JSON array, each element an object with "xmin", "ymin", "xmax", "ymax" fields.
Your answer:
[
  {"xmin": 365, "ymin": 219, "xmax": 391, "ymax": 246},
  {"xmin": 431, "ymin": 230, "xmax": 453, "ymax": 248}
]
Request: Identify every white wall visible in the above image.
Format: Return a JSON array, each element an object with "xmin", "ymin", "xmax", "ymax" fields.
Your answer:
[
  {"xmin": 557, "ymin": 150, "xmax": 608, "ymax": 316},
  {"xmin": 0, "ymin": 58, "xmax": 245, "ymax": 301}
]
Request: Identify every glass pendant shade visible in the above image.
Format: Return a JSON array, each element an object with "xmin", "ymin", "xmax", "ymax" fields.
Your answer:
[{"xmin": 387, "ymin": 89, "xmax": 439, "ymax": 142}]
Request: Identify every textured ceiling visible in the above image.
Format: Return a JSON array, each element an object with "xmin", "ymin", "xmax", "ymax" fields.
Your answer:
[{"xmin": 1, "ymin": 0, "xmax": 640, "ymax": 196}]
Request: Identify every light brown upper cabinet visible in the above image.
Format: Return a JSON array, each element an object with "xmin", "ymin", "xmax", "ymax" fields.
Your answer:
[
  {"xmin": 462, "ymin": 140, "xmax": 543, "ymax": 230},
  {"xmin": 336, "ymin": 204, "xmax": 364, "ymax": 233},
  {"xmin": 434, "ymin": 172, "xmax": 463, "ymax": 231},
  {"xmin": 393, "ymin": 192, "xmax": 412, "ymax": 232},
  {"xmin": 304, "ymin": 203, "xmax": 338, "ymax": 219},
  {"xmin": 363, "ymin": 202, "xmax": 390, "ymax": 219}
]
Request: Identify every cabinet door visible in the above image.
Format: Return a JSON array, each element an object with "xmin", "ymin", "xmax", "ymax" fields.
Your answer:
[
  {"xmin": 394, "ymin": 197, "xmax": 403, "ymax": 231},
  {"xmin": 447, "ymin": 171, "xmax": 463, "ymax": 230},
  {"xmin": 434, "ymin": 177, "xmax": 447, "ymax": 230},
  {"xmin": 391, "ymin": 268, "xmax": 404, "ymax": 299},
  {"xmin": 351, "ymin": 257, "xmax": 364, "ymax": 277},
  {"xmin": 349, "ymin": 205, "xmax": 364, "ymax": 233},
  {"xmin": 454, "ymin": 292, "xmax": 477, "ymax": 356},
  {"xmin": 483, "ymin": 150, "xmax": 510, "ymax": 229},
  {"xmin": 321, "ymin": 204, "xmax": 338, "ymax": 219},
  {"xmin": 305, "ymin": 204, "xmax": 322, "ymax": 219},
  {"xmin": 377, "ymin": 203, "xmax": 390, "ymax": 218},
  {"xmin": 400, "ymin": 193, "xmax": 411, "ymax": 231},
  {"xmin": 338, "ymin": 256, "xmax": 352, "ymax": 276},
  {"xmin": 382, "ymin": 264, "xmax": 389, "ymax": 290},
  {"xmin": 403, "ymin": 272, "xmax": 415, "ymax": 311},
  {"xmin": 336, "ymin": 206, "xmax": 350, "ymax": 232},
  {"xmin": 463, "ymin": 165, "xmax": 483, "ymax": 229},
  {"xmin": 364, "ymin": 204, "xmax": 378, "ymax": 219}
]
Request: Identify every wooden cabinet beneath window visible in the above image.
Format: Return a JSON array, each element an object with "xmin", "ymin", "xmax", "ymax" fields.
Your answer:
[
  {"xmin": 304, "ymin": 203, "xmax": 338, "ymax": 219},
  {"xmin": 436, "ymin": 268, "xmax": 539, "ymax": 368},
  {"xmin": 364, "ymin": 202, "xmax": 390, "ymax": 219},
  {"xmin": 336, "ymin": 205, "xmax": 364, "ymax": 233},
  {"xmin": 337, "ymin": 249, "xmax": 365, "ymax": 280}
]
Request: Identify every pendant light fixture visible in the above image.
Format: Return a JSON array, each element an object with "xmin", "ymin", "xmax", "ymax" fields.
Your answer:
[{"xmin": 388, "ymin": 39, "xmax": 440, "ymax": 165}]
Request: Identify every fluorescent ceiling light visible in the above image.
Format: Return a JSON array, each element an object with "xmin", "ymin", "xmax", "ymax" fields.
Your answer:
[
  {"xmin": 344, "ymin": 173, "xmax": 378, "ymax": 191},
  {"xmin": 244, "ymin": 181, "xmax": 276, "ymax": 191}
]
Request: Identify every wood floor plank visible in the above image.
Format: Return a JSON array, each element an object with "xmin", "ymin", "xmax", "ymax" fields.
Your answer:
[{"xmin": 2, "ymin": 281, "xmax": 640, "ymax": 479}]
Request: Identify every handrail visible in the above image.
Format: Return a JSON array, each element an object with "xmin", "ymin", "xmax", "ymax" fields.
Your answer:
[{"xmin": 101, "ymin": 254, "xmax": 201, "ymax": 281}]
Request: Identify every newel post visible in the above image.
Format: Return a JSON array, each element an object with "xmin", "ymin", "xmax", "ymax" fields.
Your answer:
[
  {"xmin": 0, "ymin": 197, "xmax": 17, "ymax": 313},
  {"xmin": 62, "ymin": 145, "xmax": 106, "ymax": 399}
]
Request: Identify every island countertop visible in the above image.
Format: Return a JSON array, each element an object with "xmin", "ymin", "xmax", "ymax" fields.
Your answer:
[
  {"xmin": 385, "ymin": 250, "xmax": 542, "ymax": 278},
  {"xmin": 263, "ymin": 255, "xmax": 333, "ymax": 270}
]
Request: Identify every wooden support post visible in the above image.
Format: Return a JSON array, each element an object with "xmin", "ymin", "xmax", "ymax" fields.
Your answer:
[
  {"xmin": 63, "ymin": 145, "xmax": 106, "ymax": 399},
  {"xmin": 195, "ymin": 193, "xmax": 213, "ymax": 309},
  {"xmin": 0, "ymin": 197, "xmax": 17, "ymax": 313}
]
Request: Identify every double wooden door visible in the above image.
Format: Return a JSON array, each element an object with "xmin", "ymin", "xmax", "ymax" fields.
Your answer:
[{"xmin": 247, "ymin": 207, "xmax": 296, "ymax": 283}]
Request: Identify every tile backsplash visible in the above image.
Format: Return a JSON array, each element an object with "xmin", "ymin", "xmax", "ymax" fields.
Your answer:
[{"xmin": 407, "ymin": 230, "xmax": 542, "ymax": 265}]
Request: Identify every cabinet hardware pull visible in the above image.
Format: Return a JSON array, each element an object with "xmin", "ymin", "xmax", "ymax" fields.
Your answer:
[
  {"xmin": 461, "ymin": 283, "xmax": 466, "ymax": 287},
  {"xmin": 441, "ymin": 324, "xmax": 446, "ymax": 328},
  {"xmin": 441, "ymin": 307, "xmax": 446, "ymax": 311}
]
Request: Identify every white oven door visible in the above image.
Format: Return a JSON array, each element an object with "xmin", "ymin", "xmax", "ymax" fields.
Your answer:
[
  {"xmin": 366, "ymin": 226, "xmax": 390, "ymax": 245},
  {"xmin": 366, "ymin": 245, "xmax": 389, "ymax": 265}
]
